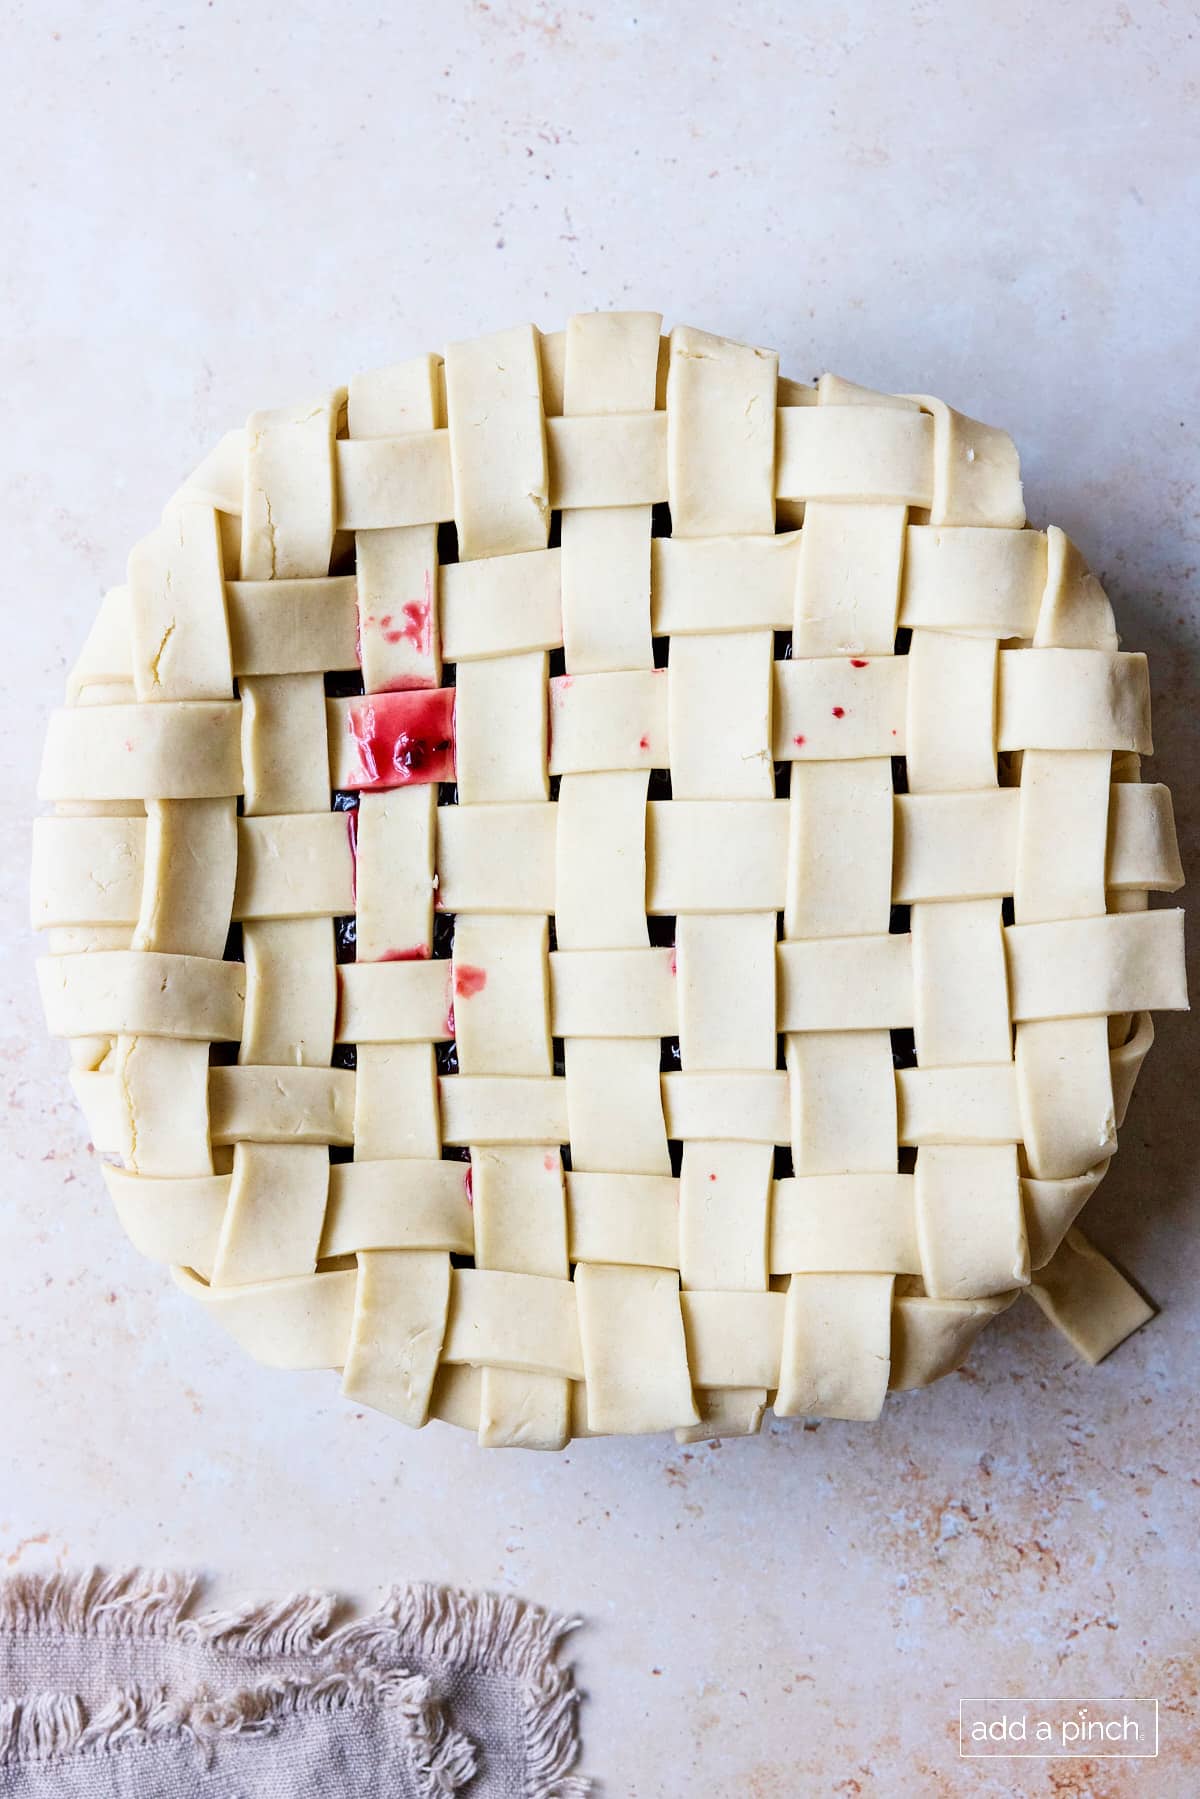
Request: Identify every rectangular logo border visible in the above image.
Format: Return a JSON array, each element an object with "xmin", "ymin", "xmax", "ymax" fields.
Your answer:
[{"xmin": 958, "ymin": 1697, "xmax": 1160, "ymax": 1760}]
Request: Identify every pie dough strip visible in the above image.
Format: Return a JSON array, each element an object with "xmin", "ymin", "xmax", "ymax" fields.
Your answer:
[
  {"xmin": 669, "ymin": 631, "xmax": 774, "ymax": 799},
  {"xmin": 174, "ymin": 1264, "xmax": 357, "ymax": 1370},
  {"xmin": 438, "ymin": 800, "xmax": 558, "ymax": 914},
  {"xmin": 64, "ymin": 584, "xmax": 136, "ymax": 703},
  {"xmin": 901, "ymin": 525, "xmax": 1045, "ymax": 637},
  {"xmin": 353, "ymin": 1043, "xmax": 441, "ymax": 1163},
  {"xmin": 202, "ymin": 388, "xmax": 1025, "ymax": 538},
  {"xmin": 914, "ymin": 1144, "xmax": 1030, "ymax": 1300},
  {"xmin": 442, "ymin": 547, "xmax": 564, "ymax": 663},
  {"xmin": 455, "ymin": 652, "xmax": 549, "ymax": 805},
  {"xmin": 888, "ymin": 1291, "xmax": 1017, "ymax": 1390},
  {"xmin": 226, "ymin": 576, "xmax": 359, "ymax": 675},
  {"xmin": 653, "ymin": 522, "xmax": 1047, "ymax": 644},
  {"xmin": 664, "ymin": 1070, "xmax": 789, "ymax": 1146},
  {"xmin": 210, "ymin": 1142, "xmax": 330, "ymax": 1287},
  {"xmin": 31, "ymin": 815, "xmax": 150, "ymax": 929},
  {"xmin": 104, "ymin": 1165, "xmax": 228, "ymax": 1278},
  {"xmin": 571, "ymin": 1169, "xmax": 923, "ymax": 1276},
  {"xmin": 38, "ymin": 702, "xmax": 243, "ymax": 802},
  {"xmin": 336, "ymin": 960, "xmax": 455, "ymax": 1043},
  {"xmin": 470, "ymin": 1145, "xmax": 572, "ymax": 1449},
  {"xmin": 654, "ymin": 533, "xmax": 798, "ymax": 637},
  {"xmin": 549, "ymin": 669, "xmax": 666, "ymax": 775},
  {"xmin": 679, "ymin": 1142, "xmax": 773, "ymax": 1292},
  {"xmin": 1026, "ymin": 1227, "xmax": 1154, "ymax": 1363},
  {"xmin": 442, "ymin": 1267, "xmax": 582, "ymax": 1380},
  {"xmin": 355, "ymin": 785, "xmax": 437, "ymax": 963},
  {"xmin": 542, "ymin": 312, "xmax": 683, "ymax": 1444},
  {"xmin": 241, "ymin": 917, "xmax": 335, "ymax": 1067},
  {"xmin": 797, "ymin": 496, "xmax": 907, "ymax": 662},
  {"xmin": 680, "ymin": 1291, "xmax": 785, "ymax": 1388},
  {"xmin": 559, "ymin": 310, "xmax": 660, "ymax": 674},
  {"xmin": 96, "ymin": 514, "xmax": 240, "ymax": 1179},
  {"xmin": 787, "ymin": 760, "xmax": 895, "ymax": 939},
  {"xmin": 444, "ymin": 324, "xmax": 550, "ymax": 561},
  {"xmin": 320, "ymin": 1161, "xmax": 475, "ymax": 1259},
  {"xmin": 452, "ymin": 915, "xmax": 552, "ymax": 1076},
  {"xmin": 776, "ymin": 1273, "xmax": 895, "ymax": 1422},
  {"xmin": 576, "ymin": 1264, "xmax": 699, "ymax": 1435},
  {"xmin": 677, "ymin": 916, "xmax": 777, "ymax": 1069},
  {"xmin": 554, "ymin": 773, "xmax": 650, "ymax": 949},
  {"xmin": 450, "ymin": 440, "xmax": 570, "ymax": 1468},
  {"xmin": 997, "ymin": 648, "xmax": 1152, "ymax": 754},
  {"xmin": 784, "ymin": 419, "xmax": 908, "ymax": 1407},
  {"xmin": 1006, "ymin": 908, "xmax": 1187, "ymax": 1020},
  {"xmin": 1015, "ymin": 1016, "xmax": 1118, "ymax": 1181},
  {"xmin": 128, "ymin": 503, "xmax": 232, "ymax": 700},
  {"xmin": 1010, "ymin": 540, "xmax": 1126, "ymax": 1200},
  {"xmin": 897, "ymin": 1064, "xmax": 1021, "ymax": 1145},
  {"xmin": 208, "ymin": 1065, "xmax": 355, "ymax": 1146},
  {"xmin": 227, "ymin": 399, "xmax": 342, "ymax": 1286},
  {"xmin": 666, "ymin": 324, "xmax": 777, "ymax": 536},
  {"xmin": 626, "ymin": 340, "xmax": 773, "ymax": 1432},
  {"xmin": 234, "ymin": 813, "xmax": 355, "ymax": 920},
  {"xmin": 37, "ymin": 950, "xmax": 244, "ymax": 1041},
  {"xmin": 550, "ymin": 947, "xmax": 676, "ymax": 1039},
  {"xmin": 38, "ymin": 781, "xmax": 1178, "ymax": 929},
  {"xmin": 770, "ymin": 649, "xmax": 1154, "ymax": 763},
  {"xmin": 342, "ymin": 1250, "xmax": 452, "ymax": 1427},
  {"xmin": 349, "ymin": 355, "xmax": 442, "ymax": 695},
  {"xmin": 777, "ymin": 934, "xmax": 914, "ymax": 1033},
  {"xmin": 777, "ymin": 408, "xmax": 932, "ymax": 507}
]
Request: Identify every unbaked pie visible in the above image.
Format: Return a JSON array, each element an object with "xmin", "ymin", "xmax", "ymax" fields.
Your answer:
[{"xmin": 32, "ymin": 313, "xmax": 1188, "ymax": 1448}]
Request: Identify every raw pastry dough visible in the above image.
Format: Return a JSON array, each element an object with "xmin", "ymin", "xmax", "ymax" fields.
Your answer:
[{"xmin": 33, "ymin": 313, "xmax": 1188, "ymax": 1447}]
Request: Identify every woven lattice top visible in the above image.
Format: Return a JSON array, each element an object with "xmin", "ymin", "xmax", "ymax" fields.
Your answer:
[{"xmin": 33, "ymin": 313, "xmax": 1188, "ymax": 1449}]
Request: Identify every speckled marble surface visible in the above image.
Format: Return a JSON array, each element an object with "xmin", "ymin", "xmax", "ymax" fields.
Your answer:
[{"xmin": 3, "ymin": 4, "xmax": 1198, "ymax": 1793}]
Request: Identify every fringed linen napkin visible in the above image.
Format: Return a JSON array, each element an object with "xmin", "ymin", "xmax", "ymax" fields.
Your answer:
[{"xmin": 0, "ymin": 1569, "xmax": 590, "ymax": 1797}]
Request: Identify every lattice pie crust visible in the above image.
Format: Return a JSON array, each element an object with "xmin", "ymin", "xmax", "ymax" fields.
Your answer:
[{"xmin": 32, "ymin": 314, "xmax": 1188, "ymax": 1448}]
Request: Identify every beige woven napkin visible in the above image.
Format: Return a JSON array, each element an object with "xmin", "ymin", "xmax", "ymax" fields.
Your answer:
[{"xmin": 0, "ymin": 1569, "xmax": 590, "ymax": 1797}]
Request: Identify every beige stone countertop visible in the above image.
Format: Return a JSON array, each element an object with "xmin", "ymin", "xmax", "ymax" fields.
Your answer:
[{"xmin": 3, "ymin": 4, "xmax": 1198, "ymax": 1793}]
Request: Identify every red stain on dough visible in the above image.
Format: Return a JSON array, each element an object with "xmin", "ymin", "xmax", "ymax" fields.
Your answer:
[
  {"xmin": 543, "ymin": 1151, "xmax": 558, "ymax": 1172},
  {"xmin": 639, "ymin": 734, "xmax": 650, "ymax": 751},
  {"xmin": 454, "ymin": 964, "xmax": 488, "ymax": 998},
  {"xmin": 464, "ymin": 1164, "xmax": 473, "ymax": 1207},
  {"xmin": 793, "ymin": 734, "xmax": 806, "ymax": 747},
  {"xmin": 345, "ymin": 689, "xmax": 455, "ymax": 790},
  {"xmin": 831, "ymin": 706, "xmax": 845, "ymax": 719},
  {"xmin": 379, "ymin": 945, "xmax": 430, "ymax": 962},
  {"xmin": 345, "ymin": 808, "xmax": 359, "ymax": 902},
  {"xmin": 850, "ymin": 658, "xmax": 869, "ymax": 668},
  {"xmin": 379, "ymin": 574, "xmax": 434, "ymax": 658}
]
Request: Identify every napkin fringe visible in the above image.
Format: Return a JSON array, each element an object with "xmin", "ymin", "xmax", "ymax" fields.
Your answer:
[
  {"xmin": 0, "ymin": 1569, "xmax": 586, "ymax": 1794},
  {"xmin": 183, "ymin": 1586, "xmax": 338, "ymax": 1656},
  {"xmin": 0, "ymin": 1568, "xmax": 195, "ymax": 1640},
  {"xmin": 0, "ymin": 1571, "xmax": 477, "ymax": 1793},
  {"xmin": 380, "ymin": 1585, "xmax": 590, "ymax": 1799},
  {"xmin": 188, "ymin": 1582, "xmax": 591, "ymax": 1796},
  {"xmin": 0, "ymin": 1666, "xmax": 475, "ymax": 1789}
]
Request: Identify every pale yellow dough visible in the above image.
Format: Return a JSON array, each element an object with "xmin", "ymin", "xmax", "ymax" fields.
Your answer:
[{"xmin": 32, "ymin": 313, "xmax": 1189, "ymax": 1448}]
